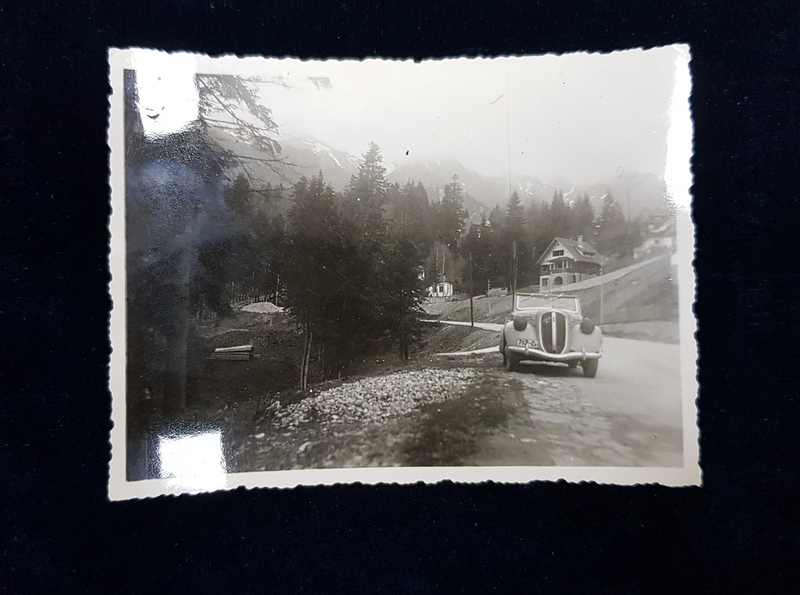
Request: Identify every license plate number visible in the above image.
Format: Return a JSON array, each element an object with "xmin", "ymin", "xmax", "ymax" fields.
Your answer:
[{"xmin": 517, "ymin": 339, "xmax": 537, "ymax": 347}]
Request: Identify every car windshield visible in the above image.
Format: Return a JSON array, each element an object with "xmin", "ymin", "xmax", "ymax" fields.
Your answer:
[{"xmin": 515, "ymin": 294, "xmax": 579, "ymax": 312}]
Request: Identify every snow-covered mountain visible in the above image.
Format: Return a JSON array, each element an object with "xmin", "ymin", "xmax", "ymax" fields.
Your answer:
[
  {"xmin": 276, "ymin": 137, "xmax": 361, "ymax": 190},
  {"xmin": 208, "ymin": 129, "xmax": 361, "ymax": 189},
  {"xmin": 578, "ymin": 171, "xmax": 669, "ymax": 218},
  {"xmin": 210, "ymin": 130, "xmax": 669, "ymax": 218}
]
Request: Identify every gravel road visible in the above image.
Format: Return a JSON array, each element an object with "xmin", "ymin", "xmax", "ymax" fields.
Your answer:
[
  {"xmin": 469, "ymin": 337, "xmax": 684, "ymax": 467},
  {"xmin": 229, "ymin": 333, "xmax": 684, "ymax": 472},
  {"xmin": 431, "ymin": 320, "xmax": 685, "ymax": 467}
]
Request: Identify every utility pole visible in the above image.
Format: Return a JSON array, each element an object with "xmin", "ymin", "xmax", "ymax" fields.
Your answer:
[
  {"xmin": 627, "ymin": 187, "xmax": 631, "ymax": 220},
  {"xmin": 469, "ymin": 252, "xmax": 474, "ymax": 327},
  {"xmin": 599, "ymin": 262, "xmax": 604, "ymax": 325},
  {"xmin": 511, "ymin": 241, "xmax": 518, "ymax": 306}
]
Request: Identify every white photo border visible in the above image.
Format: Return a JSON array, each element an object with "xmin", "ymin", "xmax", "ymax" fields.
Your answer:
[{"xmin": 108, "ymin": 47, "xmax": 700, "ymax": 500}]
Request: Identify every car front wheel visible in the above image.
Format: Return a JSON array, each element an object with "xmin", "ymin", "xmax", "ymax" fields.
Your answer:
[
  {"xmin": 505, "ymin": 349, "xmax": 519, "ymax": 372},
  {"xmin": 582, "ymin": 358, "xmax": 598, "ymax": 378}
]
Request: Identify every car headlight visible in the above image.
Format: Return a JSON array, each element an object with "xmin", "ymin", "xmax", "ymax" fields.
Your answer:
[
  {"xmin": 513, "ymin": 316, "xmax": 528, "ymax": 331},
  {"xmin": 580, "ymin": 318, "xmax": 595, "ymax": 334}
]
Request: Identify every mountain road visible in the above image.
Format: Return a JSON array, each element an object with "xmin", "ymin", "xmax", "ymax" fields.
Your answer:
[{"xmin": 433, "ymin": 320, "xmax": 684, "ymax": 467}]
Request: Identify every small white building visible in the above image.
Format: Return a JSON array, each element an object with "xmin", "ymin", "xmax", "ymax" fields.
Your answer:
[{"xmin": 428, "ymin": 278, "xmax": 454, "ymax": 298}]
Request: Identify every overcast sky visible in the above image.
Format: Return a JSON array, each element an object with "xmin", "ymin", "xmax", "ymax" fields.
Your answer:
[
  {"xmin": 249, "ymin": 47, "xmax": 682, "ymax": 186},
  {"xmin": 131, "ymin": 46, "xmax": 684, "ymax": 187}
]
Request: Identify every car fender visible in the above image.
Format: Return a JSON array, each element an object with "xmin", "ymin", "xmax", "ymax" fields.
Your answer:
[
  {"xmin": 569, "ymin": 325, "xmax": 603, "ymax": 354},
  {"xmin": 504, "ymin": 319, "xmax": 537, "ymax": 345}
]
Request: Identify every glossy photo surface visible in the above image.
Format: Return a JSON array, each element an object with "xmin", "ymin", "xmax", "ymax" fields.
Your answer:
[{"xmin": 107, "ymin": 47, "xmax": 699, "ymax": 499}]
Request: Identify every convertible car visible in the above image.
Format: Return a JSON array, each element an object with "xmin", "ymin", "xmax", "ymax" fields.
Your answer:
[{"xmin": 499, "ymin": 293, "xmax": 602, "ymax": 377}]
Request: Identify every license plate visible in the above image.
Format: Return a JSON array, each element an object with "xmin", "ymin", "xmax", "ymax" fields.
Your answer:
[{"xmin": 517, "ymin": 339, "xmax": 537, "ymax": 347}]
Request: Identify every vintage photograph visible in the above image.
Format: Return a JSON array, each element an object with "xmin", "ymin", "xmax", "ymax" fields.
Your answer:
[{"xmin": 108, "ymin": 47, "xmax": 699, "ymax": 499}]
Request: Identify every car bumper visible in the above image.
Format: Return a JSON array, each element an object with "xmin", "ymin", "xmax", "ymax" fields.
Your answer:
[{"xmin": 505, "ymin": 345, "xmax": 601, "ymax": 361}]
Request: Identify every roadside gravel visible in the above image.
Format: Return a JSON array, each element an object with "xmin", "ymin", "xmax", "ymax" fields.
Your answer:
[{"xmin": 271, "ymin": 368, "xmax": 480, "ymax": 432}]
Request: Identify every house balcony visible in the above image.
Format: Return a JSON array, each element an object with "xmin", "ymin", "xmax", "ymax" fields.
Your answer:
[
  {"xmin": 543, "ymin": 265, "xmax": 601, "ymax": 275},
  {"xmin": 543, "ymin": 266, "xmax": 573, "ymax": 274}
]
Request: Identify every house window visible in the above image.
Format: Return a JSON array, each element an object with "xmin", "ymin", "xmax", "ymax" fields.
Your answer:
[{"xmin": 553, "ymin": 249, "xmax": 564, "ymax": 257}]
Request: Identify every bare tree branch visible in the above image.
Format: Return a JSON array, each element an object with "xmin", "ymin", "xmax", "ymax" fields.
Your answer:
[{"xmin": 194, "ymin": 74, "xmax": 303, "ymax": 194}]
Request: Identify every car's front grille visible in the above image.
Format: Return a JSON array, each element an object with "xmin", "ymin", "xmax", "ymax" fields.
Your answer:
[{"xmin": 539, "ymin": 311, "xmax": 567, "ymax": 354}]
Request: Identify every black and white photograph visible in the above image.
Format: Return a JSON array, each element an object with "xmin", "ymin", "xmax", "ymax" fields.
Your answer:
[{"xmin": 108, "ymin": 47, "xmax": 699, "ymax": 499}]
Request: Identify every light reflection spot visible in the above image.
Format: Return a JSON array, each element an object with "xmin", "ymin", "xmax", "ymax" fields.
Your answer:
[
  {"xmin": 158, "ymin": 431, "xmax": 226, "ymax": 492},
  {"xmin": 135, "ymin": 52, "xmax": 199, "ymax": 138}
]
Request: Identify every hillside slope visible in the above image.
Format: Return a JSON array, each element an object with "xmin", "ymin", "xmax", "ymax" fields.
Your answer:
[{"xmin": 423, "ymin": 253, "xmax": 678, "ymax": 326}]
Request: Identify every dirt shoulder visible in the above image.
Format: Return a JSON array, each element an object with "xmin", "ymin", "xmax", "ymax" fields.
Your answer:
[
  {"xmin": 230, "ymin": 361, "xmax": 511, "ymax": 471},
  {"xmin": 130, "ymin": 309, "xmax": 680, "ymax": 479},
  {"xmin": 130, "ymin": 313, "xmax": 508, "ymax": 477},
  {"xmin": 423, "ymin": 295, "xmax": 511, "ymax": 324},
  {"xmin": 225, "ymin": 348, "xmax": 671, "ymax": 472}
]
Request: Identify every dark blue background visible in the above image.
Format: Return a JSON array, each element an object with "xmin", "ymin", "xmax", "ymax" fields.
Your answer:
[{"xmin": 2, "ymin": 1, "xmax": 798, "ymax": 592}]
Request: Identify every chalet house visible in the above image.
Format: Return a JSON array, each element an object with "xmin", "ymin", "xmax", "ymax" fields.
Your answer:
[
  {"xmin": 537, "ymin": 237, "xmax": 602, "ymax": 290},
  {"xmin": 634, "ymin": 215, "xmax": 676, "ymax": 259}
]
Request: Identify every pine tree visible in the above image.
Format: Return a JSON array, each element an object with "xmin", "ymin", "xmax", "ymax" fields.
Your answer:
[
  {"xmin": 384, "ymin": 182, "xmax": 432, "ymax": 358},
  {"xmin": 340, "ymin": 142, "xmax": 391, "ymax": 346},
  {"xmin": 460, "ymin": 212, "xmax": 492, "ymax": 295},
  {"xmin": 285, "ymin": 174, "xmax": 338, "ymax": 317},
  {"xmin": 487, "ymin": 204, "xmax": 508, "ymax": 287},
  {"xmin": 387, "ymin": 181, "xmax": 433, "ymax": 254},
  {"xmin": 572, "ymin": 193, "xmax": 596, "ymax": 241},
  {"xmin": 284, "ymin": 173, "xmax": 350, "ymax": 382},
  {"xmin": 435, "ymin": 174, "xmax": 468, "ymax": 253},
  {"xmin": 506, "ymin": 191, "xmax": 525, "ymax": 231},
  {"xmin": 549, "ymin": 189, "xmax": 570, "ymax": 238},
  {"xmin": 526, "ymin": 198, "xmax": 550, "ymax": 266},
  {"xmin": 263, "ymin": 212, "xmax": 286, "ymax": 304},
  {"xmin": 504, "ymin": 190, "xmax": 529, "ymax": 289},
  {"xmin": 343, "ymin": 142, "xmax": 388, "ymax": 243},
  {"xmin": 595, "ymin": 191, "xmax": 626, "ymax": 255},
  {"xmin": 383, "ymin": 237, "xmax": 428, "ymax": 359}
]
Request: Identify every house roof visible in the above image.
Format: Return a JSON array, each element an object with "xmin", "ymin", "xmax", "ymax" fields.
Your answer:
[
  {"xmin": 536, "ymin": 237, "xmax": 602, "ymax": 265},
  {"xmin": 644, "ymin": 218, "xmax": 676, "ymax": 237}
]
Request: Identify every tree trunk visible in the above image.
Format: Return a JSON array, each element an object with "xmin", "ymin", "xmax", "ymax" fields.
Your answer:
[{"xmin": 300, "ymin": 327, "xmax": 312, "ymax": 391}]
